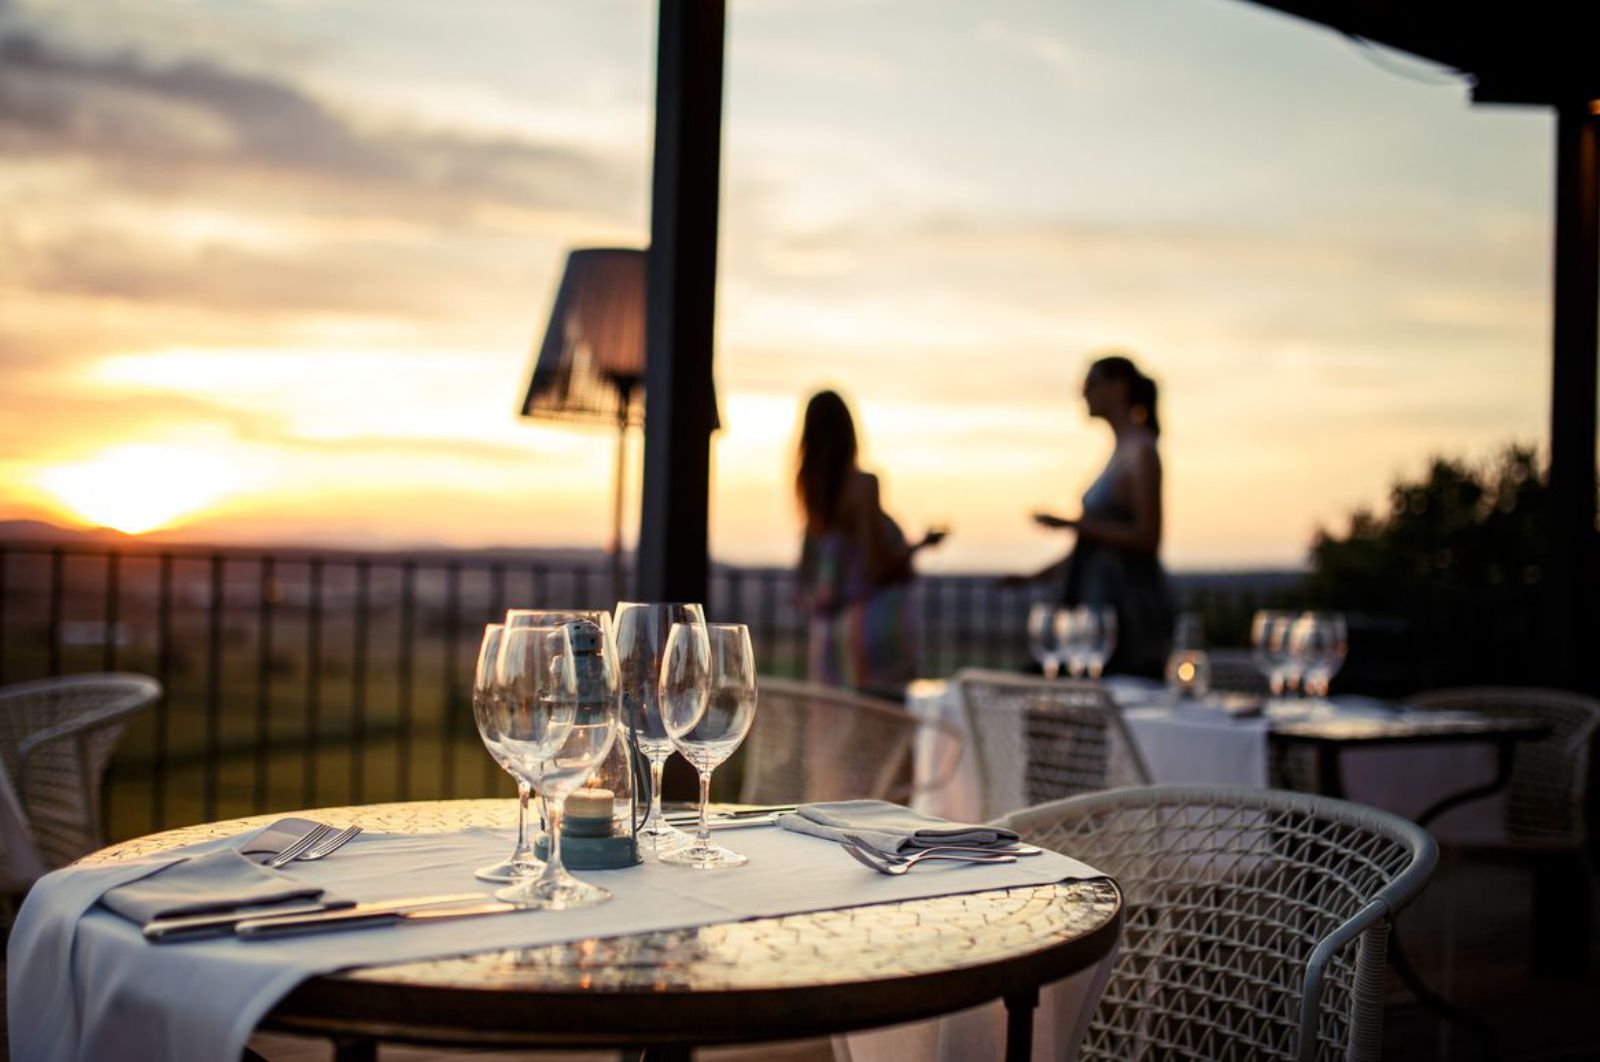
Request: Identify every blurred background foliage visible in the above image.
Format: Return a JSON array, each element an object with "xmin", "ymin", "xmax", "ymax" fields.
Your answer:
[{"xmin": 1300, "ymin": 444, "xmax": 1590, "ymax": 695}]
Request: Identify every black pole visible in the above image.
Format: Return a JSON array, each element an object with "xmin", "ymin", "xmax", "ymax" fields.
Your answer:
[
  {"xmin": 637, "ymin": 0, "xmax": 725, "ymax": 606},
  {"xmin": 613, "ymin": 410, "xmax": 627, "ymax": 605},
  {"xmin": 1545, "ymin": 101, "xmax": 1599, "ymax": 693}
]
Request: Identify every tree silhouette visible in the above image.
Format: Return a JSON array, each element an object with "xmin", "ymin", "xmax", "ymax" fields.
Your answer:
[{"xmin": 1304, "ymin": 445, "xmax": 1561, "ymax": 691}]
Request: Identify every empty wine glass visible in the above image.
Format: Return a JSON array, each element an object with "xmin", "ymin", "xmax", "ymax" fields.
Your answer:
[
  {"xmin": 503, "ymin": 609, "xmax": 616, "ymax": 833},
  {"xmin": 614, "ymin": 601, "xmax": 707, "ymax": 855},
  {"xmin": 1070, "ymin": 606, "xmax": 1117, "ymax": 679},
  {"xmin": 1028, "ymin": 603, "xmax": 1064, "ymax": 679},
  {"xmin": 1250, "ymin": 610, "xmax": 1296, "ymax": 696},
  {"xmin": 470, "ymin": 623, "xmax": 542, "ymax": 883},
  {"xmin": 1290, "ymin": 612, "xmax": 1348, "ymax": 698},
  {"xmin": 490, "ymin": 622, "xmax": 618, "ymax": 909},
  {"xmin": 659, "ymin": 622, "xmax": 757, "ymax": 869}
]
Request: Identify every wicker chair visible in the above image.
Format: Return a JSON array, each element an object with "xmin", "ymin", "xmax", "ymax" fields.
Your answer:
[
  {"xmin": 1407, "ymin": 686, "xmax": 1599, "ymax": 975},
  {"xmin": 953, "ymin": 669, "xmax": 1151, "ymax": 821},
  {"xmin": 1000, "ymin": 786, "xmax": 1438, "ymax": 1062},
  {"xmin": 1207, "ymin": 648, "xmax": 1271, "ymax": 696},
  {"xmin": 739, "ymin": 678, "xmax": 961, "ymax": 804},
  {"xmin": 0, "ymin": 673, "xmax": 160, "ymax": 888}
]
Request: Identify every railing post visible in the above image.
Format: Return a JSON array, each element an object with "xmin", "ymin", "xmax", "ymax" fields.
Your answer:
[
  {"xmin": 254, "ymin": 556, "xmax": 274, "ymax": 814},
  {"xmin": 102, "ymin": 552, "xmax": 120, "ymax": 672},
  {"xmin": 304, "ymin": 558, "xmax": 324, "ymax": 808},
  {"xmin": 351, "ymin": 558, "xmax": 370, "ymax": 804},
  {"xmin": 398, "ymin": 561, "xmax": 417, "ymax": 800},
  {"xmin": 203, "ymin": 553, "xmax": 224, "ymax": 821},
  {"xmin": 48, "ymin": 547, "xmax": 64, "ymax": 677}
]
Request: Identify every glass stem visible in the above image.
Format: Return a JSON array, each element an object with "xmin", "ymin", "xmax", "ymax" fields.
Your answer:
[
  {"xmin": 511, "ymin": 781, "xmax": 531, "ymax": 861},
  {"xmin": 649, "ymin": 758, "xmax": 666, "ymax": 828},
  {"xmin": 696, "ymin": 771, "xmax": 713, "ymax": 850},
  {"xmin": 1044, "ymin": 659, "xmax": 1059, "ymax": 680},
  {"xmin": 538, "ymin": 794, "xmax": 566, "ymax": 884}
]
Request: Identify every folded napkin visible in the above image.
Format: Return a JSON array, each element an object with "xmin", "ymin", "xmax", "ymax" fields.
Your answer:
[
  {"xmin": 99, "ymin": 849, "xmax": 326, "ymax": 926},
  {"xmin": 236, "ymin": 816, "xmax": 326, "ymax": 864},
  {"xmin": 778, "ymin": 800, "xmax": 1020, "ymax": 856}
]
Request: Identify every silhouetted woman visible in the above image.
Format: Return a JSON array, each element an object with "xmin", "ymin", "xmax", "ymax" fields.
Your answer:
[
  {"xmin": 1022, "ymin": 355, "xmax": 1174, "ymax": 677},
  {"xmin": 795, "ymin": 390, "xmax": 946, "ymax": 698}
]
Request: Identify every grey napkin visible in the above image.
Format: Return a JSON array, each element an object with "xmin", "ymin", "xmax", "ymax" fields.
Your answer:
[
  {"xmin": 237, "ymin": 817, "xmax": 325, "ymax": 864},
  {"xmin": 99, "ymin": 848, "xmax": 325, "ymax": 926},
  {"xmin": 777, "ymin": 799, "xmax": 1020, "ymax": 856}
]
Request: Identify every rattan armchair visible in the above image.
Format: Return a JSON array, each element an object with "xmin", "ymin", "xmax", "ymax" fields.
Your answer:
[
  {"xmin": 0, "ymin": 672, "xmax": 160, "ymax": 888},
  {"xmin": 739, "ymin": 678, "xmax": 962, "ymax": 804},
  {"xmin": 1407, "ymin": 686, "xmax": 1599, "ymax": 975},
  {"xmin": 1000, "ymin": 785, "xmax": 1438, "ymax": 1062},
  {"xmin": 954, "ymin": 669, "xmax": 1151, "ymax": 821}
]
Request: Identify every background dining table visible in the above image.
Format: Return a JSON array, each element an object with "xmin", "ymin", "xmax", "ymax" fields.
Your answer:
[{"xmin": 910, "ymin": 675, "xmax": 1541, "ymax": 842}]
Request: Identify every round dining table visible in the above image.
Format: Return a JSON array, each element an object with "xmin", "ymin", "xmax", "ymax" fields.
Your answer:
[{"xmin": 82, "ymin": 799, "xmax": 1123, "ymax": 1062}]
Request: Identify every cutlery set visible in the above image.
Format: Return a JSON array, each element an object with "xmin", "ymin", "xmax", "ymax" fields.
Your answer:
[
  {"xmin": 262, "ymin": 823, "xmax": 364, "ymax": 867},
  {"xmin": 836, "ymin": 831, "xmax": 1041, "ymax": 876},
  {"xmin": 144, "ymin": 808, "xmax": 1035, "ymax": 941}
]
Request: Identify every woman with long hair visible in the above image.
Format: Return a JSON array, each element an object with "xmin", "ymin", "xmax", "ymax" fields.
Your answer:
[
  {"xmin": 795, "ymin": 390, "xmax": 946, "ymax": 697},
  {"xmin": 1021, "ymin": 354, "xmax": 1174, "ymax": 676}
]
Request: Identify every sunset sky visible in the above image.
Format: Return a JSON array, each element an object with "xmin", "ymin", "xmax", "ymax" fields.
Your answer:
[{"xmin": 0, "ymin": 0, "xmax": 1556, "ymax": 572}]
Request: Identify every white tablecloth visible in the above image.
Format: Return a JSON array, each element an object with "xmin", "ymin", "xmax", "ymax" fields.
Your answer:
[
  {"xmin": 912, "ymin": 678, "xmax": 1505, "ymax": 841},
  {"xmin": 9, "ymin": 816, "xmax": 1112, "ymax": 1062}
]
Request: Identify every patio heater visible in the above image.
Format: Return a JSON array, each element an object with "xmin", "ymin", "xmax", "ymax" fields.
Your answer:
[{"xmin": 521, "ymin": 248, "xmax": 648, "ymax": 602}]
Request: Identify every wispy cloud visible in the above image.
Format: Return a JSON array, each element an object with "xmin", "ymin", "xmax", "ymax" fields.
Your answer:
[{"xmin": 0, "ymin": 27, "xmax": 641, "ymax": 223}]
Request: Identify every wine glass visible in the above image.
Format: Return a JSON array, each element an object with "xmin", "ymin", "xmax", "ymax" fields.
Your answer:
[
  {"xmin": 490, "ymin": 622, "xmax": 618, "ymax": 909},
  {"xmin": 502, "ymin": 609, "xmax": 616, "ymax": 836},
  {"xmin": 1027, "ymin": 603, "xmax": 1063, "ymax": 679},
  {"xmin": 614, "ymin": 601, "xmax": 707, "ymax": 855},
  {"xmin": 1290, "ymin": 612, "xmax": 1348, "ymax": 698},
  {"xmin": 659, "ymin": 622, "xmax": 757, "ymax": 869},
  {"xmin": 1250, "ymin": 610, "xmax": 1295, "ymax": 696},
  {"xmin": 1070, "ymin": 606, "xmax": 1117, "ymax": 679},
  {"xmin": 470, "ymin": 623, "xmax": 543, "ymax": 883}
]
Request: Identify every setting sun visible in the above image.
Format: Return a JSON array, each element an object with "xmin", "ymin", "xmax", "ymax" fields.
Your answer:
[{"xmin": 36, "ymin": 445, "xmax": 239, "ymax": 535}]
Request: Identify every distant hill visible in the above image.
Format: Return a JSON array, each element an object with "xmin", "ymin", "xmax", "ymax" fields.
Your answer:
[{"xmin": 0, "ymin": 520, "xmax": 131, "ymax": 543}]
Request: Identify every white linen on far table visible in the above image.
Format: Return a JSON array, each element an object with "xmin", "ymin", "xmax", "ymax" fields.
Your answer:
[
  {"xmin": 1122, "ymin": 705, "xmax": 1270, "ymax": 787},
  {"xmin": 10, "ymin": 818, "xmax": 1106, "ymax": 1062},
  {"xmin": 912, "ymin": 679, "xmax": 1506, "ymax": 841}
]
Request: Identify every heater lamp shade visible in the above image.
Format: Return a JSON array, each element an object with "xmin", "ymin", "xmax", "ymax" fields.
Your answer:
[{"xmin": 522, "ymin": 248, "xmax": 648, "ymax": 427}]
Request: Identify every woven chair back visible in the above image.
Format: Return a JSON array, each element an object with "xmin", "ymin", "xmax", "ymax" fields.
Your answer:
[
  {"xmin": 1002, "ymin": 785, "xmax": 1437, "ymax": 1062},
  {"xmin": 954, "ymin": 669, "xmax": 1151, "ymax": 821},
  {"xmin": 1409, "ymin": 687, "xmax": 1599, "ymax": 848},
  {"xmin": 0, "ymin": 673, "xmax": 160, "ymax": 873},
  {"xmin": 739, "ymin": 679, "xmax": 923, "ymax": 804}
]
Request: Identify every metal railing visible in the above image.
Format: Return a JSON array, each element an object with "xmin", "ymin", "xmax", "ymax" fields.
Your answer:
[{"xmin": 0, "ymin": 541, "xmax": 1299, "ymax": 842}]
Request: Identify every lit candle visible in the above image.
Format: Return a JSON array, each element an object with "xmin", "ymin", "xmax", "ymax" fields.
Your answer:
[{"xmin": 567, "ymin": 787, "xmax": 614, "ymax": 821}]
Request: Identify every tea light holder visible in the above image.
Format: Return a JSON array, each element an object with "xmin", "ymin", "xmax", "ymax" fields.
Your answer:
[
  {"xmin": 1165, "ymin": 613, "xmax": 1212, "ymax": 700},
  {"xmin": 532, "ymin": 618, "xmax": 641, "ymax": 870}
]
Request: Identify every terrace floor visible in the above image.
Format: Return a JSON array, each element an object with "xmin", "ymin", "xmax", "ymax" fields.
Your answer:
[{"xmin": 4, "ymin": 851, "xmax": 1595, "ymax": 1060}]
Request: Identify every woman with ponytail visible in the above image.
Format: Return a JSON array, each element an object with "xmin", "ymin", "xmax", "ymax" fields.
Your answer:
[{"xmin": 1021, "ymin": 354, "xmax": 1174, "ymax": 676}]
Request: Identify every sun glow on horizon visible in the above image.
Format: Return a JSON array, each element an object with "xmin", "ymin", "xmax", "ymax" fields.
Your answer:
[{"xmin": 36, "ymin": 445, "xmax": 241, "ymax": 535}]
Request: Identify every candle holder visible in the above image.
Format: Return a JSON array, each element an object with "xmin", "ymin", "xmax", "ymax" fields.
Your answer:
[
  {"xmin": 1165, "ymin": 613, "xmax": 1212, "ymax": 700},
  {"xmin": 533, "ymin": 618, "xmax": 642, "ymax": 870}
]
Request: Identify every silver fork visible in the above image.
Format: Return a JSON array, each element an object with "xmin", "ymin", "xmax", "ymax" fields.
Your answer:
[
  {"xmin": 264, "ymin": 824, "xmax": 333, "ymax": 868},
  {"xmin": 296, "ymin": 824, "xmax": 362, "ymax": 861},
  {"xmin": 842, "ymin": 843, "xmax": 1016, "ymax": 875},
  {"xmin": 842, "ymin": 831, "xmax": 1042, "ymax": 860}
]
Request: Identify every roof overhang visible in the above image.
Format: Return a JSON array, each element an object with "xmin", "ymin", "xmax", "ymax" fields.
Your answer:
[{"xmin": 1239, "ymin": 0, "xmax": 1600, "ymax": 106}]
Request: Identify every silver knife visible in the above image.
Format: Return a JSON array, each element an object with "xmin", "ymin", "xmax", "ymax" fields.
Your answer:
[
  {"xmin": 664, "ymin": 805, "xmax": 795, "ymax": 827},
  {"xmin": 236, "ymin": 893, "xmax": 512, "ymax": 939},
  {"xmin": 144, "ymin": 898, "xmax": 357, "ymax": 943}
]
